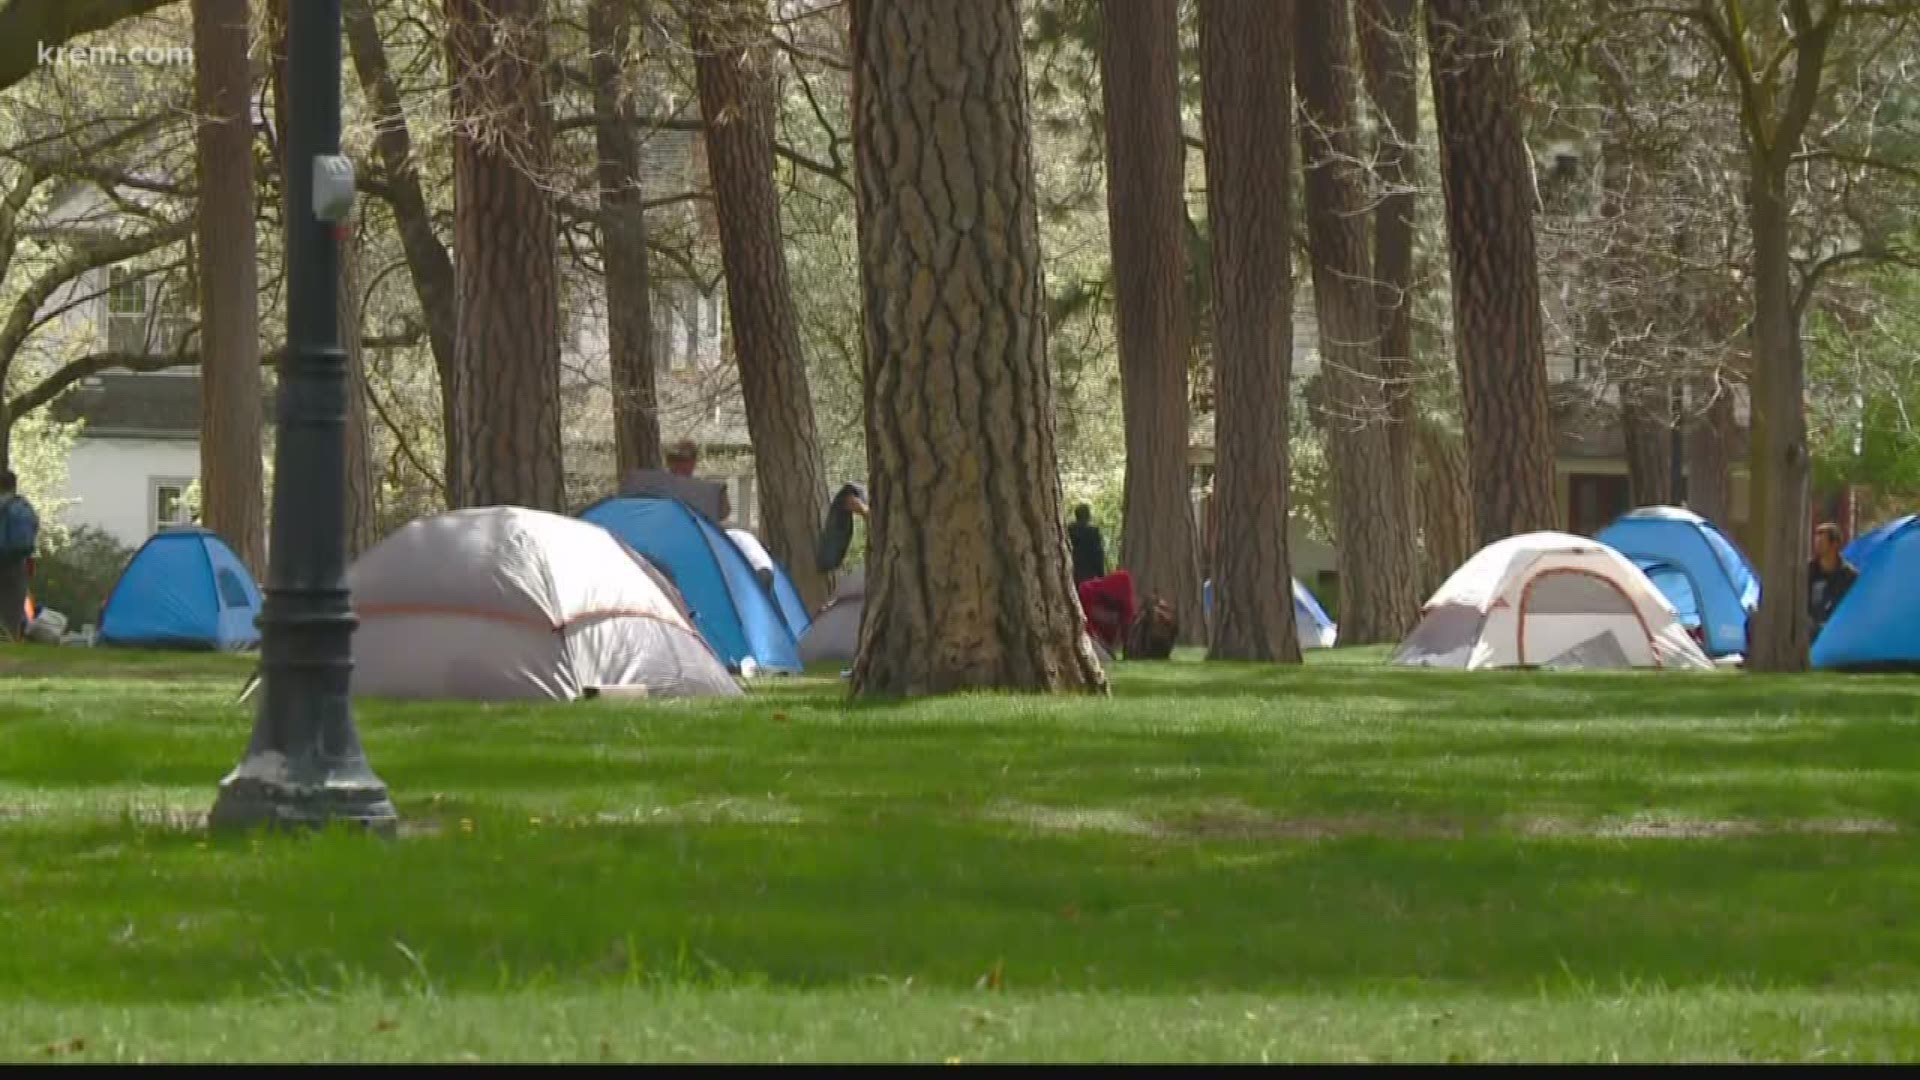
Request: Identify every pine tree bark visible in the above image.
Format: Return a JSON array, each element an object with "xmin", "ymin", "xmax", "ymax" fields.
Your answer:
[
  {"xmin": 849, "ymin": 0, "xmax": 1106, "ymax": 697},
  {"xmin": 590, "ymin": 0, "xmax": 661, "ymax": 479},
  {"xmin": 192, "ymin": 0, "xmax": 264, "ymax": 573},
  {"xmin": 1416, "ymin": 414, "xmax": 1475, "ymax": 593},
  {"xmin": 1098, "ymin": 0, "xmax": 1204, "ymax": 642},
  {"xmin": 339, "ymin": 221, "xmax": 380, "ymax": 559},
  {"xmin": 446, "ymin": 0, "xmax": 564, "ymax": 510},
  {"xmin": 1354, "ymin": 0, "xmax": 1420, "ymax": 500},
  {"xmin": 1198, "ymin": 0, "xmax": 1302, "ymax": 663},
  {"xmin": 1424, "ymin": 0, "xmax": 1558, "ymax": 543},
  {"xmin": 1296, "ymin": 0, "xmax": 1420, "ymax": 643},
  {"xmin": 692, "ymin": 1, "xmax": 831, "ymax": 612},
  {"xmin": 345, "ymin": 0, "xmax": 460, "ymax": 501}
]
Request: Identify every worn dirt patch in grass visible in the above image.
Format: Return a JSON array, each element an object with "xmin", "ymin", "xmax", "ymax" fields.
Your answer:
[
  {"xmin": 1517, "ymin": 814, "xmax": 1902, "ymax": 839},
  {"xmin": 988, "ymin": 800, "xmax": 1464, "ymax": 841},
  {"xmin": 0, "ymin": 804, "xmax": 209, "ymax": 830},
  {"xmin": 581, "ymin": 798, "xmax": 807, "ymax": 827},
  {"xmin": 987, "ymin": 803, "xmax": 1163, "ymax": 837},
  {"xmin": 991, "ymin": 801, "xmax": 1902, "ymax": 843}
]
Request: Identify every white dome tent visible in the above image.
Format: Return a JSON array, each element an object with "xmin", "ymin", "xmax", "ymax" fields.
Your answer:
[
  {"xmin": 1393, "ymin": 531, "xmax": 1713, "ymax": 671},
  {"xmin": 348, "ymin": 507, "xmax": 742, "ymax": 701}
]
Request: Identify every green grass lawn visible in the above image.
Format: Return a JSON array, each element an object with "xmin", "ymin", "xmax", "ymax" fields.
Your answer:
[{"xmin": 2, "ymin": 644, "xmax": 1919, "ymax": 1061}]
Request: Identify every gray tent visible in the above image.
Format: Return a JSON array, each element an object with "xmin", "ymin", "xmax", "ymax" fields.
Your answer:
[
  {"xmin": 349, "ymin": 507, "xmax": 742, "ymax": 701},
  {"xmin": 796, "ymin": 569, "xmax": 1120, "ymax": 670},
  {"xmin": 797, "ymin": 568, "xmax": 864, "ymax": 665}
]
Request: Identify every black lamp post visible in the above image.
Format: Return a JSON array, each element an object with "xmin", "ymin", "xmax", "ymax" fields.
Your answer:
[{"xmin": 209, "ymin": 0, "xmax": 394, "ymax": 833}]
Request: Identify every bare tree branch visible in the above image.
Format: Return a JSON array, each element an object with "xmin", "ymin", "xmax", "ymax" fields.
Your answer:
[
  {"xmin": 7, "ymin": 327, "xmax": 424, "ymax": 419},
  {"xmin": 1792, "ymin": 147, "xmax": 1920, "ymax": 182},
  {"xmin": 554, "ymin": 112, "xmax": 849, "ymax": 187},
  {"xmin": 1793, "ymin": 242, "xmax": 1920, "ymax": 317},
  {"xmin": 0, "ymin": 215, "xmax": 192, "ymax": 368},
  {"xmin": 360, "ymin": 362, "xmax": 447, "ymax": 499}
]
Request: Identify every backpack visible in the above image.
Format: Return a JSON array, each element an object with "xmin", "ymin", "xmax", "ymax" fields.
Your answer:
[
  {"xmin": 0, "ymin": 495, "xmax": 36, "ymax": 563},
  {"xmin": 1125, "ymin": 595, "xmax": 1179, "ymax": 660}
]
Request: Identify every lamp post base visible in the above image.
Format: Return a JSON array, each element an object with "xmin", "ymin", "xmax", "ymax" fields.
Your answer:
[{"xmin": 209, "ymin": 750, "xmax": 397, "ymax": 835}]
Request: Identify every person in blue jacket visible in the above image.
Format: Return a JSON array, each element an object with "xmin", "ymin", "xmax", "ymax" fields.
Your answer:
[{"xmin": 0, "ymin": 470, "xmax": 40, "ymax": 641}]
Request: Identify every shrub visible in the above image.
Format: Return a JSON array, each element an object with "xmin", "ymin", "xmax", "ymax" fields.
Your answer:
[{"xmin": 33, "ymin": 526, "xmax": 133, "ymax": 628}]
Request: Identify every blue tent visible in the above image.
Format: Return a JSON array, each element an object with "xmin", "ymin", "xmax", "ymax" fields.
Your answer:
[
  {"xmin": 1203, "ymin": 577, "xmax": 1339, "ymax": 648},
  {"xmin": 1595, "ymin": 506, "xmax": 1758, "ymax": 658},
  {"xmin": 725, "ymin": 527, "xmax": 812, "ymax": 640},
  {"xmin": 98, "ymin": 527, "xmax": 262, "ymax": 650},
  {"xmin": 1843, "ymin": 514, "xmax": 1915, "ymax": 570},
  {"xmin": 579, "ymin": 496, "xmax": 802, "ymax": 673},
  {"xmin": 1814, "ymin": 516, "xmax": 1920, "ymax": 670}
]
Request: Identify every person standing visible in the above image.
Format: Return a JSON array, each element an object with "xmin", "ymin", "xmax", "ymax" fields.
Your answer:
[
  {"xmin": 0, "ymin": 470, "xmax": 39, "ymax": 641},
  {"xmin": 815, "ymin": 482, "xmax": 868, "ymax": 573},
  {"xmin": 619, "ymin": 437, "xmax": 731, "ymax": 522},
  {"xmin": 1067, "ymin": 503, "xmax": 1107, "ymax": 585},
  {"xmin": 1808, "ymin": 521, "xmax": 1860, "ymax": 641}
]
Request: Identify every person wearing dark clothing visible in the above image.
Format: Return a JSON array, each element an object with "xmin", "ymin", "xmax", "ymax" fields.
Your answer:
[
  {"xmin": 1067, "ymin": 503, "xmax": 1106, "ymax": 585},
  {"xmin": 1808, "ymin": 521, "xmax": 1859, "ymax": 641},
  {"xmin": 816, "ymin": 482, "xmax": 868, "ymax": 572},
  {"xmin": 0, "ymin": 470, "xmax": 39, "ymax": 641}
]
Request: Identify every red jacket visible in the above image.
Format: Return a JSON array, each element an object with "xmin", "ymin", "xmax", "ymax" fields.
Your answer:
[{"xmin": 1078, "ymin": 570, "xmax": 1136, "ymax": 650}]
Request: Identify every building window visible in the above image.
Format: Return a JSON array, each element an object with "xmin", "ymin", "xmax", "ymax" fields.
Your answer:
[
  {"xmin": 107, "ymin": 267, "xmax": 148, "ymax": 353},
  {"xmin": 701, "ymin": 290, "xmax": 724, "ymax": 366},
  {"xmin": 151, "ymin": 477, "xmax": 193, "ymax": 534},
  {"xmin": 681, "ymin": 289, "xmax": 699, "ymax": 369},
  {"xmin": 727, "ymin": 473, "xmax": 756, "ymax": 531},
  {"xmin": 662, "ymin": 287, "xmax": 695, "ymax": 373},
  {"xmin": 106, "ymin": 268, "xmax": 191, "ymax": 355},
  {"xmin": 108, "ymin": 267, "xmax": 146, "ymax": 316}
]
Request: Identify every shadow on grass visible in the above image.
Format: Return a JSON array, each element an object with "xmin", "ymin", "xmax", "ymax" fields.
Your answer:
[
  {"xmin": 1108, "ymin": 661, "xmax": 1920, "ymax": 722},
  {"xmin": 4, "ymin": 816, "xmax": 1918, "ymax": 1004}
]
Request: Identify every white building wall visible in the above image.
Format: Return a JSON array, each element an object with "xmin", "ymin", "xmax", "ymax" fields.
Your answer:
[{"xmin": 60, "ymin": 437, "xmax": 200, "ymax": 547}]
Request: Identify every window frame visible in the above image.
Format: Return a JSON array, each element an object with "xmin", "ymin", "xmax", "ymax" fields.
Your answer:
[{"xmin": 150, "ymin": 476, "xmax": 194, "ymax": 535}]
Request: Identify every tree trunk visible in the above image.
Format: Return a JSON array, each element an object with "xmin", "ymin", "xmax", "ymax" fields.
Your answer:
[
  {"xmin": 192, "ymin": 0, "xmax": 264, "ymax": 573},
  {"xmin": 590, "ymin": 0, "xmax": 662, "ymax": 480},
  {"xmin": 1620, "ymin": 376, "xmax": 1672, "ymax": 509},
  {"xmin": 1744, "ymin": 167, "xmax": 1811, "ymax": 671},
  {"xmin": 692, "ymin": 1, "xmax": 832, "ymax": 613},
  {"xmin": 345, "ymin": 0, "xmax": 460, "ymax": 501},
  {"xmin": 1198, "ymin": 0, "xmax": 1301, "ymax": 663},
  {"xmin": 446, "ymin": 0, "xmax": 564, "ymax": 510},
  {"xmin": 1296, "ymin": 0, "xmax": 1420, "ymax": 643},
  {"xmin": 1685, "ymin": 370, "xmax": 1734, "ymax": 525},
  {"xmin": 1355, "ymin": 0, "xmax": 1420, "ymax": 500},
  {"xmin": 849, "ymin": 0, "xmax": 1106, "ymax": 697},
  {"xmin": 339, "ymin": 220, "xmax": 380, "ymax": 559},
  {"xmin": 1417, "ymin": 414, "xmax": 1475, "ymax": 595},
  {"xmin": 1424, "ymin": 0, "xmax": 1558, "ymax": 542},
  {"xmin": 1099, "ymin": 0, "xmax": 1203, "ymax": 643}
]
